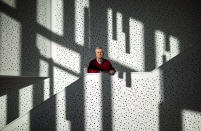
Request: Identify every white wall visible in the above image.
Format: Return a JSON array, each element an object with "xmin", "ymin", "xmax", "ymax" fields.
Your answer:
[
  {"xmin": 0, "ymin": 0, "xmax": 201, "ymax": 130},
  {"xmin": 0, "ymin": 0, "xmax": 51, "ymax": 77}
]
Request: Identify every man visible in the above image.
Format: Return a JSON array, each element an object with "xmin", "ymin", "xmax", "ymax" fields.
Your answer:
[{"xmin": 88, "ymin": 47, "xmax": 116, "ymax": 75}]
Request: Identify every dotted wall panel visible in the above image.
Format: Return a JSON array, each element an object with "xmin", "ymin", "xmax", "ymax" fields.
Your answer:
[
  {"xmin": 0, "ymin": 0, "xmax": 51, "ymax": 77},
  {"xmin": 1, "ymin": 73, "xmax": 161, "ymax": 131},
  {"xmin": 50, "ymin": 0, "xmax": 81, "ymax": 94},
  {"xmin": 89, "ymin": 0, "xmax": 201, "ymax": 71},
  {"xmin": 0, "ymin": 77, "xmax": 51, "ymax": 130},
  {"xmin": 159, "ymin": 44, "xmax": 201, "ymax": 131},
  {"xmin": 3, "ymin": 46, "xmax": 201, "ymax": 131},
  {"xmin": 0, "ymin": 12, "xmax": 21, "ymax": 75},
  {"xmin": 0, "ymin": 0, "xmax": 201, "ymax": 130},
  {"xmin": 2, "ymin": 43, "xmax": 201, "ymax": 131}
]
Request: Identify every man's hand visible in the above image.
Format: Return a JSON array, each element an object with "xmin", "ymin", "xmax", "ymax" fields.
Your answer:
[{"xmin": 108, "ymin": 70, "xmax": 115, "ymax": 75}]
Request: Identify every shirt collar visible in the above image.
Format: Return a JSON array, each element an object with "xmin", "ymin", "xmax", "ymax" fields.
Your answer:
[{"xmin": 96, "ymin": 58, "xmax": 103, "ymax": 64}]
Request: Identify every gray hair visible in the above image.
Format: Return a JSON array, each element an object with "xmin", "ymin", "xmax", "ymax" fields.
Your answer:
[{"xmin": 95, "ymin": 47, "xmax": 103, "ymax": 52}]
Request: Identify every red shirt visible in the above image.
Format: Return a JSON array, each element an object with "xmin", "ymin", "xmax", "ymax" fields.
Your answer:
[{"xmin": 88, "ymin": 58, "xmax": 115, "ymax": 73}]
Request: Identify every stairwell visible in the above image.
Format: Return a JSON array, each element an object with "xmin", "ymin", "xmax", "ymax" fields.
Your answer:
[{"xmin": 1, "ymin": 43, "xmax": 201, "ymax": 131}]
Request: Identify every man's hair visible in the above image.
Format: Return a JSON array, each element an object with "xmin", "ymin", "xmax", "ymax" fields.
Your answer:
[{"xmin": 95, "ymin": 47, "xmax": 103, "ymax": 52}]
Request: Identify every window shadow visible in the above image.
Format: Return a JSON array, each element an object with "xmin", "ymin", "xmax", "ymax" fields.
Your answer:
[
  {"xmin": 1, "ymin": 0, "xmax": 201, "ymax": 130},
  {"xmin": 0, "ymin": 77, "xmax": 46, "ymax": 125},
  {"xmin": 65, "ymin": 78, "xmax": 85, "ymax": 131},
  {"xmin": 159, "ymin": 44, "xmax": 201, "ymax": 131}
]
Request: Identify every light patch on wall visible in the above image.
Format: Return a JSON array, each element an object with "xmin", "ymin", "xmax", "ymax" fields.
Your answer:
[
  {"xmin": 36, "ymin": 34, "xmax": 51, "ymax": 58},
  {"xmin": 152, "ymin": 68, "xmax": 164, "ymax": 131},
  {"xmin": 1, "ymin": 0, "xmax": 16, "ymax": 8},
  {"xmin": 55, "ymin": 90, "xmax": 71, "ymax": 131},
  {"xmin": 182, "ymin": 109, "xmax": 201, "ymax": 130},
  {"xmin": 52, "ymin": 41, "xmax": 80, "ymax": 94},
  {"xmin": 107, "ymin": 8, "xmax": 145, "ymax": 71},
  {"xmin": 75, "ymin": 0, "xmax": 89, "ymax": 46},
  {"xmin": 39, "ymin": 59, "xmax": 49, "ymax": 77},
  {"xmin": 0, "ymin": 12, "xmax": 22, "ymax": 76},
  {"xmin": 53, "ymin": 65, "xmax": 79, "ymax": 94},
  {"xmin": 36, "ymin": 33, "xmax": 51, "ymax": 77},
  {"xmin": 1, "ymin": 113, "xmax": 31, "ymax": 131},
  {"xmin": 129, "ymin": 17, "xmax": 144, "ymax": 70},
  {"xmin": 84, "ymin": 74, "xmax": 103, "ymax": 130},
  {"xmin": 153, "ymin": 68, "xmax": 164, "ymax": 102},
  {"xmin": 155, "ymin": 30, "xmax": 165, "ymax": 68},
  {"xmin": 111, "ymin": 72, "xmax": 161, "ymax": 130},
  {"xmin": 36, "ymin": 0, "xmax": 51, "ymax": 30},
  {"xmin": 52, "ymin": 42, "xmax": 81, "ymax": 74},
  {"xmin": 43, "ymin": 78, "xmax": 50, "ymax": 101},
  {"xmin": 155, "ymin": 30, "xmax": 180, "ymax": 68},
  {"xmin": 169, "ymin": 35, "xmax": 180, "ymax": 59},
  {"xmin": 0, "ymin": 95, "xmax": 7, "ymax": 130},
  {"xmin": 51, "ymin": 0, "xmax": 63, "ymax": 36},
  {"xmin": 19, "ymin": 85, "xmax": 33, "ymax": 116}
]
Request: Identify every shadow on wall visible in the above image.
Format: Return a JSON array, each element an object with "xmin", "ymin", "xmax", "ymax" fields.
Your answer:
[
  {"xmin": 12, "ymin": 77, "xmax": 84, "ymax": 131},
  {"xmin": 65, "ymin": 78, "xmax": 85, "ymax": 131},
  {"xmin": 107, "ymin": 0, "xmax": 201, "ymax": 71},
  {"xmin": 160, "ymin": 44, "xmax": 201, "ymax": 131},
  {"xmin": 0, "ymin": 77, "xmax": 47, "ymax": 125},
  {"xmin": 0, "ymin": 0, "xmax": 55, "ymax": 130},
  {"xmin": 26, "ymin": 88, "xmax": 56, "ymax": 131},
  {"xmin": 1, "ymin": 0, "xmax": 201, "ymax": 130}
]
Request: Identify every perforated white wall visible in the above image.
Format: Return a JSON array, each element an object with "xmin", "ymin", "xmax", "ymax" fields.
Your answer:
[
  {"xmin": 0, "ymin": 0, "xmax": 201, "ymax": 130},
  {"xmin": 1, "ymin": 72, "xmax": 162, "ymax": 131}
]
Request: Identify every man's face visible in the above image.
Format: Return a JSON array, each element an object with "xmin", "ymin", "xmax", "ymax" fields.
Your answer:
[{"xmin": 96, "ymin": 49, "xmax": 104, "ymax": 59}]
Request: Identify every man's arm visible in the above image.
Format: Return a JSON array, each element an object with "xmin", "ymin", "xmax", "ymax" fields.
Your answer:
[{"xmin": 108, "ymin": 61, "xmax": 116, "ymax": 75}]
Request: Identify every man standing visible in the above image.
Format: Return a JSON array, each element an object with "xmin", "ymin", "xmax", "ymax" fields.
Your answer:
[{"xmin": 88, "ymin": 47, "xmax": 116, "ymax": 75}]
